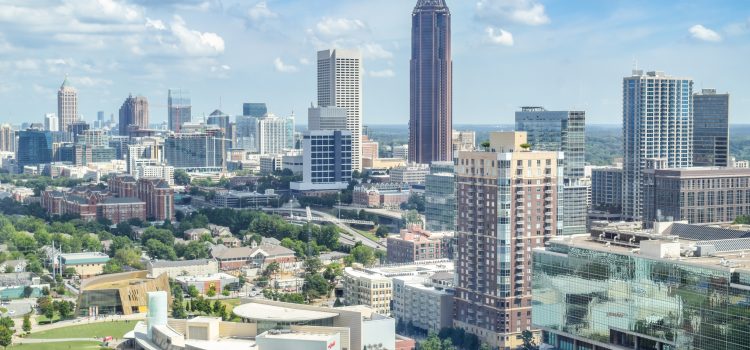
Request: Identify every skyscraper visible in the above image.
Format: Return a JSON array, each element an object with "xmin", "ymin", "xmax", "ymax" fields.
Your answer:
[
  {"xmin": 454, "ymin": 132, "xmax": 563, "ymax": 349},
  {"xmin": 44, "ymin": 113, "xmax": 59, "ymax": 132},
  {"xmin": 57, "ymin": 76, "xmax": 78, "ymax": 132},
  {"xmin": 693, "ymin": 89, "xmax": 729, "ymax": 167},
  {"xmin": 242, "ymin": 103, "xmax": 268, "ymax": 117},
  {"xmin": 0, "ymin": 124, "xmax": 15, "ymax": 153},
  {"xmin": 622, "ymin": 70, "xmax": 694, "ymax": 220},
  {"xmin": 308, "ymin": 106, "xmax": 348, "ymax": 131},
  {"xmin": 317, "ymin": 49, "xmax": 363, "ymax": 171},
  {"xmin": 258, "ymin": 114, "xmax": 294, "ymax": 156},
  {"xmin": 119, "ymin": 95, "xmax": 150, "ymax": 136},
  {"xmin": 16, "ymin": 128, "xmax": 53, "ymax": 173},
  {"xmin": 409, "ymin": 0, "xmax": 452, "ymax": 164},
  {"xmin": 516, "ymin": 107, "xmax": 587, "ymax": 235},
  {"xmin": 168, "ymin": 89, "xmax": 191, "ymax": 133}
]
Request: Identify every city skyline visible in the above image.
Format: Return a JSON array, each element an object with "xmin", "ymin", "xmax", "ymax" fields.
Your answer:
[{"xmin": 0, "ymin": 0, "xmax": 748, "ymax": 126}]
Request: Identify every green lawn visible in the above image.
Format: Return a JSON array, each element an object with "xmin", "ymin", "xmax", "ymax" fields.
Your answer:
[
  {"xmin": 27, "ymin": 321, "xmax": 135, "ymax": 340},
  {"xmin": 353, "ymin": 228, "xmax": 379, "ymax": 242},
  {"xmin": 11, "ymin": 341, "xmax": 103, "ymax": 349}
]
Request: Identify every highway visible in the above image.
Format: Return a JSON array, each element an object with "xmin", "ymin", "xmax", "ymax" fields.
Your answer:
[{"xmin": 263, "ymin": 207, "xmax": 386, "ymax": 250}]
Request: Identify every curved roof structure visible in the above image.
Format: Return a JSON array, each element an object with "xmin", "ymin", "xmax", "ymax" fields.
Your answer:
[{"xmin": 232, "ymin": 302, "xmax": 338, "ymax": 322}]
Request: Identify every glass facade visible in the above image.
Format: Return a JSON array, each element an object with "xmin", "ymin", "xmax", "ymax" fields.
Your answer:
[
  {"xmin": 425, "ymin": 161, "xmax": 456, "ymax": 232},
  {"xmin": 533, "ymin": 242, "xmax": 750, "ymax": 350},
  {"xmin": 243, "ymin": 103, "xmax": 268, "ymax": 118},
  {"xmin": 16, "ymin": 129, "xmax": 53, "ymax": 173},
  {"xmin": 168, "ymin": 89, "xmax": 191, "ymax": 133},
  {"xmin": 164, "ymin": 133, "xmax": 224, "ymax": 170},
  {"xmin": 693, "ymin": 91, "xmax": 729, "ymax": 167},
  {"xmin": 515, "ymin": 109, "xmax": 586, "ymax": 182}
]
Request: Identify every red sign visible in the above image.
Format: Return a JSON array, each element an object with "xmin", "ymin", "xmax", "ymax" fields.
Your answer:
[{"xmin": 327, "ymin": 340, "xmax": 336, "ymax": 349}]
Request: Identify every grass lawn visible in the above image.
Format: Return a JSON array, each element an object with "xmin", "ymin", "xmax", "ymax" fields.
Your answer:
[
  {"xmin": 353, "ymin": 228, "xmax": 379, "ymax": 242},
  {"xmin": 27, "ymin": 321, "xmax": 134, "ymax": 340},
  {"xmin": 10, "ymin": 341, "xmax": 103, "ymax": 349}
]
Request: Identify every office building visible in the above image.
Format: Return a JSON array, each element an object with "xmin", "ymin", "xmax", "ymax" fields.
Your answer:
[
  {"xmin": 425, "ymin": 161, "xmax": 456, "ymax": 232},
  {"xmin": 361, "ymin": 135, "xmax": 379, "ymax": 161},
  {"xmin": 77, "ymin": 129, "xmax": 109, "ymax": 147},
  {"xmin": 590, "ymin": 166, "xmax": 623, "ymax": 213},
  {"xmin": 317, "ymin": 49, "xmax": 363, "ymax": 171},
  {"xmin": 393, "ymin": 145, "xmax": 409, "ymax": 160},
  {"xmin": 386, "ymin": 226, "xmax": 452, "ymax": 263},
  {"xmin": 57, "ymin": 77, "xmax": 78, "ymax": 132},
  {"xmin": 119, "ymin": 94, "xmax": 149, "ymax": 136},
  {"xmin": 693, "ymin": 89, "xmax": 729, "ymax": 167},
  {"xmin": 533, "ymin": 224, "xmax": 750, "ymax": 350},
  {"xmin": 290, "ymin": 130, "xmax": 352, "ymax": 192},
  {"xmin": 206, "ymin": 109, "xmax": 231, "ymax": 131},
  {"xmin": 308, "ymin": 106, "xmax": 348, "ymax": 131},
  {"xmin": 392, "ymin": 273, "xmax": 454, "ymax": 334},
  {"xmin": 642, "ymin": 167, "xmax": 750, "ymax": 226},
  {"xmin": 168, "ymin": 89, "xmax": 191, "ymax": 132},
  {"xmin": 342, "ymin": 260, "xmax": 454, "ymax": 317},
  {"xmin": 235, "ymin": 115, "xmax": 260, "ymax": 152},
  {"xmin": 243, "ymin": 102, "xmax": 268, "ymax": 117},
  {"xmin": 353, "ymin": 183, "xmax": 411, "ymax": 209},
  {"xmin": 44, "ymin": 113, "xmax": 58, "ymax": 132},
  {"xmin": 16, "ymin": 129, "xmax": 53, "ymax": 173},
  {"xmin": 454, "ymin": 131, "xmax": 563, "ymax": 349},
  {"xmin": 211, "ymin": 190, "xmax": 280, "ymax": 209},
  {"xmin": 623, "ymin": 70, "xmax": 694, "ymax": 220},
  {"xmin": 258, "ymin": 114, "xmax": 294, "ymax": 156},
  {"xmin": 409, "ymin": 0, "xmax": 452, "ymax": 164},
  {"xmin": 0, "ymin": 124, "xmax": 15, "ymax": 153},
  {"xmin": 127, "ymin": 138, "xmax": 165, "ymax": 174},
  {"xmin": 68, "ymin": 121, "xmax": 89, "ymax": 138},
  {"xmin": 516, "ymin": 107, "xmax": 585, "ymax": 181},
  {"xmin": 164, "ymin": 133, "xmax": 225, "ymax": 172},
  {"xmin": 390, "ymin": 163, "xmax": 429, "ymax": 184}
]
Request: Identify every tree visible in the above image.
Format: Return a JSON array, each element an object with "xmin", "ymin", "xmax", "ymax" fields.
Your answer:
[
  {"xmin": 518, "ymin": 330, "xmax": 538, "ymax": 350},
  {"xmin": 63, "ymin": 267, "xmax": 77, "ymax": 278},
  {"xmin": 22, "ymin": 286, "xmax": 33, "ymax": 298},
  {"xmin": 303, "ymin": 273, "xmax": 330, "ymax": 299},
  {"xmin": 323, "ymin": 263, "xmax": 343, "ymax": 282},
  {"xmin": 442, "ymin": 338, "xmax": 457, "ymax": 350},
  {"xmin": 263, "ymin": 262, "xmax": 281, "ymax": 278},
  {"xmin": 55, "ymin": 300, "xmax": 73, "ymax": 319},
  {"xmin": 181, "ymin": 240, "xmax": 209, "ymax": 260},
  {"xmin": 345, "ymin": 243, "xmax": 376, "ymax": 266},
  {"xmin": 420, "ymin": 333, "xmax": 442, "ymax": 350},
  {"xmin": 480, "ymin": 140, "xmax": 491, "ymax": 150},
  {"xmin": 188, "ymin": 285, "xmax": 199, "ymax": 298},
  {"xmin": 375, "ymin": 225, "xmax": 390, "ymax": 237},
  {"xmin": 402, "ymin": 210, "xmax": 423, "ymax": 226},
  {"xmin": 174, "ymin": 169, "xmax": 191, "ymax": 186},
  {"xmin": 303, "ymin": 257, "xmax": 323, "ymax": 274},
  {"xmin": 734, "ymin": 215, "xmax": 750, "ymax": 225},
  {"xmin": 479, "ymin": 344, "xmax": 491, "ymax": 350},
  {"xmin": 0, "ymin": 326, "xmax": 11, "ymax": 349},
  {"xmin": 145, "ymin": 239, "xmax": 178, "ymax": 260},
  {"xmin": 206, "ymin": 286, "xmax": 216, "ymax": 297},
  {"xmin": 22, "ymin": 315, "xmax": 31, "ymax": 332}
]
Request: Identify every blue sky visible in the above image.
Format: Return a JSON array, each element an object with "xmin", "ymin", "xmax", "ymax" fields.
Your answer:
[{"xmin": 0, "ymin": 0, "xmax": 748, "ymax": 126}]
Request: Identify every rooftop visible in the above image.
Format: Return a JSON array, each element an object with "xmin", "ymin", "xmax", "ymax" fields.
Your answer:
[
  {"xmin": 148, "ymin": 259, "xmax": 216, "ymax": 268},
  {"xmin": 174, "ymin": 273, "xmax": 238, "ymax": 283},
  {"xmin": 232, "ymin": 302, "xmax": 339, "ymax": 322}
]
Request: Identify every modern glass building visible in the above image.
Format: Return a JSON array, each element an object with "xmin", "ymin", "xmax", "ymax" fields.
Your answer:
[
  {"xmin": 622, "ymin": 70, "xmax": 694, "ymax": 220},
  {"xmin": 164, "ymin": 133, "xmax": 225, "ymax": 172},
  {"xmin": 425, "ymin": 161, "xmax": 455, "ymax": 232},
  {"xmin": 516, "ymin": 107, "xmax": 587, "ymax": 235},
  {"xmin": 167, "ymin": 89, "xmax": 191, "ymax": 133},
  {"xmin": 533, "ymin": 235, "xmax": 750, "ymax": 350},
  {"xmin": 409, "ymin": 0, "xmax": 452, "ymax": 164},
  {"xmin": 235, "ymin": 115, "xmax": 260, "ymax": 152},
  {"xmin": 242, "ymin": 103, "xmax": 268, "ymax": 118},
  {"xmin": 16, "ymin": 129, "xmax": 53, "ymax": 173},
  {"xmin": 693, "ymin": 89, "xmax": 729, "ymax": 167}
]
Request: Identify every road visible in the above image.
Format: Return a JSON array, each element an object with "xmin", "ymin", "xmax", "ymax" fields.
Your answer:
[{"xmin": 263, "ymin": 208, "xmax": 386, "ymax": 250}]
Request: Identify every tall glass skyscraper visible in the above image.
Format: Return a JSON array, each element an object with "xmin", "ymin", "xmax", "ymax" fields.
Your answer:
[
  {"xmin": 168, "ymin": 89, "xmax": 191, "ymax": 133},
  {"xmin": 16, "ymin": 129, "xmax": 53, "ymax": 173},
  {"xmin": 622, "ymin": 70, "xmax": 693, "ymax": 220},
  {"xmin": 409, "ymin": 0, "xmax": 452, "ymax": 164},
  {"xmin": 693, "ymin": 89, "xmax": 729, "ymax": 167},
  {"xmin": 243, "ymin": 103, "xmax": 267, "ymax": 118}
]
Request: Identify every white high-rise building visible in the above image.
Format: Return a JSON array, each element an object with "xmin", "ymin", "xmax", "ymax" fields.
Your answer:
[
  {"xmin": 0, "ymin": 124, "xmax": 15, "ymax": 153},
  {"xmin": 44, "ymin": 114, "xmax": 59, "ymax": 132},
  {"xmin": 57, "ymin": 77, "xmax": 78, "ymax": 133},
  {"xmin": 317, "ymin": 49, "xmax": 363, "ymax": 171},
  {"xmin": 623, "ymin": 70, "xmax": 693, "ymax": 220},
  {"xmin": 258, "ymin": 114, "xmax": 293, "ymax": 156},
  {"xmin": 308, "ymin": 106, "xmax": 348, "ymax": 131}
]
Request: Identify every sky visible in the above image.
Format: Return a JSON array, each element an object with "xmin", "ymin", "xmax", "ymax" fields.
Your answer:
[{"xmin": 0, "ymin": 0, "xmax": 748, "ymax": 126}]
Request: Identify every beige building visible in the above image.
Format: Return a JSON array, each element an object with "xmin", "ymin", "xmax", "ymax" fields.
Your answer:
[
  {"xmin": 77, "ymin": 271, "xmax": 170, "ymax": 316},
  {"xmin": 59, "ymin": 252, "xmax": 110, "ymax": 278},
  {"xmin": 146, "ymin": 259, "xmax": 219, "ymax": 279},
  {"xmin": 57, "ymin": 77, "xmax": 78, "ymax": 132}
]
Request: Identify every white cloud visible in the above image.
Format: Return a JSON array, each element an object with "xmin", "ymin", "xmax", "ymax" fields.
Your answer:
[
  {"xmin": 299, "ymin": 58, "xmax": 311, "ymax": 65},
  {"xmin": 485, "ymin": 27, "xmax": 514, "ymax": 46},
  {"xmin": 63, "ymin": 0, "xmax": 143, "ymax": 23},
  {"xmin": 369, "ymin": 69, "xmax": 394, "ymax": 78},
  {"xmin": 689, "ymin": 24, "xmax": 722, "ymax": 42},
  {"xmin": 315, "ymin": 18, "xmax": 367, "ymax": 37},
  {"xmin": 274, "ymin": 58, "xmax": 298, "ymax": 73},
  {"xmin": 69, "ymin": 76, "xmax": 113, "ymax": 87},
  {"xmin": 476, "ymin": 0, "xmax": 550, "ymax": 26},
  {"xmin": 361, "ymin": 43, "xmax": 393, "ymax": 59},
  {"xmin": 146, "ymin": 18, "xmax": 166, "ymax": 31},
  {"xmin": 248, "ymin": 1, "xmax": 277, "ymax": 21},
  {"xmin": 210, "ymin": 64, "xmax": 231, "ymax": 72},
  {"xmin": 169, "ymin": 16, "xmax": 225, "ymax": 56}
]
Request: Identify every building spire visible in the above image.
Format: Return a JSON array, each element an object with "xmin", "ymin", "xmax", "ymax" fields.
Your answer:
[{"xmin": 61, "ymin": 74, "xmax": 70, "ymax": 89}]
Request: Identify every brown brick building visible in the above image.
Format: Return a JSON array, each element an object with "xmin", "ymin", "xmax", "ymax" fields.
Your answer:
[
  {"xmin": 109, "ymin": 175, "xmax": 174, "ymax": 221},
  {"xmin": 454, "ymin": 132, "xmax": 563, "ymax": 349},
  {"xmin": 386, "ymin": 226, "xmax": 452, "ymax": 263}
]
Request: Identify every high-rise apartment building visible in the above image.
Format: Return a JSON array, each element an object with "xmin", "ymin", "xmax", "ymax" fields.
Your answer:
[
  {"xmin": 44, "ymin": 113, "xmax": 59, "ymax": 132},
  {"xmin": 119, "ymin": 95, "xmax": 150, "ymax": 136},
  {"xmin": 452, "ymin": 130, "xmax": 476, "ymax": 156},
  {"xmin": 425, "ymin": 161, "xmax": 456, "ymax": 232},
  {"xmin": 168, "ymin": 89, "xmax": 191, "ymax": 133},
  {"xmin": 693, "ymin": 89, "xmax": 729, "ymax": 167},
  {"xmin": 623, "ymin": 70, "xmax": 694, "ymax": 220},
  {"xmin": 590, "ymin": 166, "xmax": 623, "ymax": 213},
  {"xmin": 516, "ymin": 107, "xmax": 587, "ymax": 235},
  {"xmin": 258, "ymin": 114, "xmax": 294, "ymax": 156},
  {"xmin": 409, "ymin": 0, "xmax": 452, "ymax": 164},
  {"xmin": 0, "ymin": 124, "xmax": 15, "ymax": 153},
  {"xmin": 454, "ymin": 131, "xmax": 563, "ymax": 349},
  {"xmin": 317, "ymin": 49, "xmax": 363, "ymax": 171},
  {"xmin": 57, "ymin": 77, "xmax": 78, "ymax": 132},
  {"xmin": 242, "ymin": 103, "xmax": 268, "ymax": 118}
]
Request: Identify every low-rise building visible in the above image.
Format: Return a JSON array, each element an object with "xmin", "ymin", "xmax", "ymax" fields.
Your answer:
[
  {"xmin": 392, "ymin": 273, "xmax": 454, "ymax": 334},
  {"xmin": 211, "ymin": 190, "xmax": 279, "ymax": 209},
  {"xmin": 175, "ymin": 273, "xmax": 239, "ymax": 295},
  {"xmin": 97, "ymin": 197, "xmax": 147, "ymax": 224},
  {"xmin": 77, "ymin": 271, "xmax": 170, "ymax": 316},
  {"xmin": 352, "ymin": 183, "xmax": 410, "ymax": 209},
  {"xmin": 0, "ymin": 259, "xmax": 27, "ymax": 273},
  {"xmin": 59, "ymin": 252, "xmax": 111, "ymax": 278},
  {"xmin": 184, "ymin": 228, "xmax": 211, "ymax": 241},
  {"xmin": 146, "ymin": 259, "xmax": 219, "ymax": 279},
  {"xmin": 386, "ymin": 227, "xmax": 452, "ymax": 264},
  {"xmin": 210, "ymin": 244, "xmax": 296, "ymax": 271},
  {"xmin": 389, "ymin": 163, "xmax": 429, "ymax": 184}
]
